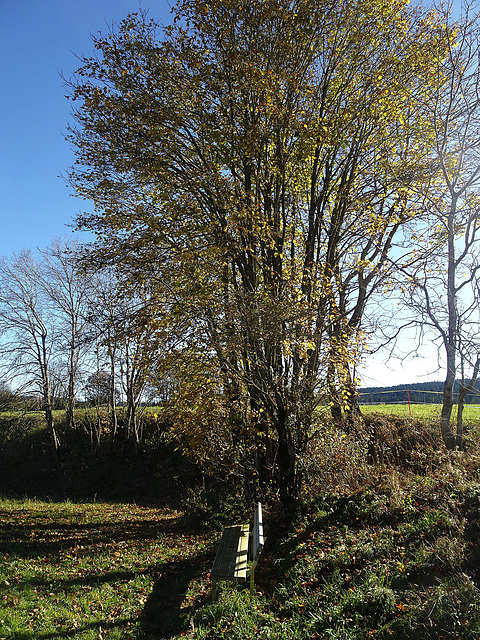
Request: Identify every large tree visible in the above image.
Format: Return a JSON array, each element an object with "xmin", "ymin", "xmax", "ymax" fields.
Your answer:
[
  {"xmin": 68, "ymin": 0, "xmax": 441, "ymax": 508},
  {"xmin": 395, "ymin": 3, "xmax": 480, "ymax": 450}
]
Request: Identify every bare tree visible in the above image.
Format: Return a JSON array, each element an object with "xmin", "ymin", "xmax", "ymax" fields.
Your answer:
[
  {"xmin": 400, "ymin": 2, "xmax": 480, "ymax": 449},
  {"xmin": 0, "ymin": 251, "xmax": 60, "ymax": 450},
  {"xmin": 83, "ymin": 269, "xmax": 121, "ymax": 444},
  {"xmin": 39, "ymin": 238, "xmax": 91, "ymax": 439},
  {"xmin": 84, "ymin": 267, "xmax": 169, "ymax": 448}
]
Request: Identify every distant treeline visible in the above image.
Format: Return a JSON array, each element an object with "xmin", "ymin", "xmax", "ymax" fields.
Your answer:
[{"xmin": 358, "ymin": 381, "xmax": 480, "ymax": 405}]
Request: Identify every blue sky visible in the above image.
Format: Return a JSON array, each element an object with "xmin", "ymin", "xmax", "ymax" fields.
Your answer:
[
  {"xmin": 0, "ymin": 1, "xmax": 440, "ymax": 387},
  {"xmin": 0, "ymin": 0, "xmax": 172, "ymax": 256}
]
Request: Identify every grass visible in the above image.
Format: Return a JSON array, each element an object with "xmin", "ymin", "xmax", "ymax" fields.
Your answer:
[
  {"xmin": 361, "ymin": 403, "xmax": 480, "ymax": 422},
  {"xmin": 190, "ymin": 472, "xmax": 480, "ymax": 639},
  {"xmin": 1, "ymin": 412, "xmax": 480, "ymax": 638},
  {"xmin": 264, "ymin": 485, "xmax": 480, "ymax": 639},
  {"xmin": 2, "ymin": 486, "xmax": 480, "ymax": 639},
  {"xmin": 0, "ymin": 499, "xmax": 216, "ymax": 639}
]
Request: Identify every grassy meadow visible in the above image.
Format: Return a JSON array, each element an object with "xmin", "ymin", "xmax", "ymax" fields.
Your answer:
[
  {"xmin": 1, "ymin": 407, "xmax": 480, "ymax": 638},
  {"xmin": 361, "ymin": 402, "xmax": 480, "ymax": 422}
]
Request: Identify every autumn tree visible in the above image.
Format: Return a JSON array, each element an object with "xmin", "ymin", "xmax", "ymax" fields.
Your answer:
[{"xmin": 67, "ymin": 0, "xmax": 442, "ymax": 508}]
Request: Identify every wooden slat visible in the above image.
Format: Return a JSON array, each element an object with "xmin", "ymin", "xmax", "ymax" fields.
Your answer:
[
  {"xmin": 211, "ymin": 523, "xmax": 250, "ymax": 581},
  {"xmin": 252, "ymin": 502, "xmax": 264, "ymax": 562}
]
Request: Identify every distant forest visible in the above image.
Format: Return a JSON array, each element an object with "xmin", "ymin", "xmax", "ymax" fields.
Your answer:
[{"xmin": 358, "ymin": 381, "xmax": 480, "ymax": 405}]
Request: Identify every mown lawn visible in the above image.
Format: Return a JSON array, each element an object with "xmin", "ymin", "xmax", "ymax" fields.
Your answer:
[{"xmin": 0, "ymin": 500, "xmax": 215, "ymax": 639}]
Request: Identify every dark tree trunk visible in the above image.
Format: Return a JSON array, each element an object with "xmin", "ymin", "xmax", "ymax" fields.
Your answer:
[
  {"xmin": 276, "ymin": 412, "xmax": 297, "ymax": 516},
  {"xmin": 328, "ymin": 366, "xmax": 343, "ymax": 422}
]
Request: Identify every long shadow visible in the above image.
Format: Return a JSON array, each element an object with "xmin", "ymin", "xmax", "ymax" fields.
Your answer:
[
  {"xmin": 0, "ymin": 510, "xmax": 202, "ymax": 559},
  {"xmin": 3, "ymin": 616, "xmax": 135, "ymax": 640},
  {"xmin": 0, "ymin": 551, "xmax": 213, "ymax": 640},
  {"xmin": 8, "ymin": 568, "xmax": 138, "ymax": 591},
  {"xmin": 1, "ymin": 554, "xmax": 213, "ymax": 639},
  {"xmin": 1, "ymin": 502, "xmax": 216, "ymax": 638},
  {"xmin": 138, "ymin": 551, "xmax": 212, "ymax": 639}
]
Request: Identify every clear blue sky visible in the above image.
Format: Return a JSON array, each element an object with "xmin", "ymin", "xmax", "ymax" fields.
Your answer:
[
  {"xmin": 0, "ymin": 0, "xmax": 440, "ymax": 387},
  {"xmin": 0, "ymin": 0, "xmax": 172, "ymax": 257}
]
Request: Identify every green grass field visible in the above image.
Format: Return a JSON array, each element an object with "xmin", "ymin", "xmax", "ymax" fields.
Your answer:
[
  {"xmin": 361, "ymin": 402, "xmax": 480, "ymax": 422},
  {"xmin": 4, "ymin": 403, "xmax": 480, "ymax": 433}
]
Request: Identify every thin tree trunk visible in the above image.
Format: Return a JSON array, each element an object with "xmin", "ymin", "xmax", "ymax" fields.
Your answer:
[
  {"xmin": 109, "ymin": 349, "xmax": 118, "ymax": 445},
  {"xmin": 441, "ymin": 199, "xmax": 458, "ymax": 451},
  {"xmin": 64, "ymin": 323, "xmax": 78, "ymax": 439},
  {"xmin": 440, "ymin": 346, "xmax": 456, "ymax": 450},
  {"xmin": 456, "ymin": 356, "xmax": 480, "ymax": 450},
  {"xmin": 64, "ymin": 356, "xmax": 76, "ymax": 446},
  {"xmin": 41, "ymin": 336, "xmax": 60, "ymax": 452},
  {"xmin": 126, "ymin": 387, "xmax": 140, "ymax": 448}
]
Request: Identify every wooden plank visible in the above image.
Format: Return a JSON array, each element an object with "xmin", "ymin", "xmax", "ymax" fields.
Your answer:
[
  {"xmin": 211, "ymin": 523, "xmax": 250, "ymax": 581},
  {"xmin": 252, "ymin": 502, "xmax": 264, "ymax": 561}
]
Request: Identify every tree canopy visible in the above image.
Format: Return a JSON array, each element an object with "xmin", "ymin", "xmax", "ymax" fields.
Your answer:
[{"xmin": 66, "ymin": 0, "xmax": 452, "ymax": 508}]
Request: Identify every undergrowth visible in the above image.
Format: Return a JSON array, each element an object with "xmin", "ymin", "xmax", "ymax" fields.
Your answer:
[{"xmin": 192, "ymin": 414, "xmax": 480, "ymax": 639}]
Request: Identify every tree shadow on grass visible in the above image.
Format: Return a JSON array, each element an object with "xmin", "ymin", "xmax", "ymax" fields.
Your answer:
[
  {"xmin": 138, "ymin": 552, "xmax": 212, "ymax": 639},
  {"xmin": 0, "ymin": 508, "xmax": 206, "ymax": 559},
  {"xmin": 6, "ymin": 617, "xmax": 136, "ymax": 640},
  {"xmin": 0, "ymin": 501, "xmax": 216, "ymax": 638},
  {"xmin": 1, "ymin": 557, "xmax": 213, "ymax": 640}
]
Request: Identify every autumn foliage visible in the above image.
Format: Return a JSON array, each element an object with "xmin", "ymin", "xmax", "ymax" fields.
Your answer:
[{"xmin": 60, "ymin": 0, "xmax": 479, "ymax": 507}]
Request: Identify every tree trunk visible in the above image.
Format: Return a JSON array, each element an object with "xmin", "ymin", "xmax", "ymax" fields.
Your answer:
[
  {"xmin": 40, "ymin": 334, "xmax": 60, "ymax": 452},
  {"xmin": 64, "ymin": 324, "xmax": 78, "ymax": 442},
  {"xmin": 276, "ymin": 412, "xmax": 297, "ymax": 516},
  {"xmin": 109, "ymin": 350, "xmax": 118, "ymax": 445},
  {"xmin": 44, "ymin": 399, "xmax": 60, "ymax": 451},
  {"xmin": 126, "ymin": 386, "xmax": 141, "ymax": 449},
  {"xmin": 440, "ymin": 198, "xmax": 458, "ymax": 451},
  {"xmin": 327, "ymin": 362, "xmax": 343, "ymax": 422},
  {"xmin": 440, "ymin": 349, "xmax": 456, "ymax": 450},
  {"xmin": 64, "ymin": 362, "xmax": 76, "ymax": 446},
  {"xmin": 455, "ymin": 357, "xmax": 480, "ymax": 450}
]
